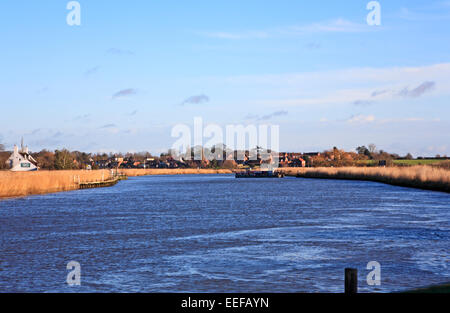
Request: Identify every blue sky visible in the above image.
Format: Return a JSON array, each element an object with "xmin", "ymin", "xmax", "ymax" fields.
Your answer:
[{"xmin": 0, "ymin": 0, "xmax": 449, "ymax": 156}]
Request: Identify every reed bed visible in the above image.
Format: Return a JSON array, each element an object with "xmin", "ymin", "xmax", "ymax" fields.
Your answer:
[
  {"xmin": 0, "ymin": 168, "xmax": 234, "ymax": 199},
  {"xmin": 0, "ymin": 170, "xmax": 113, "ymax": 199},
  {"xmin": 295, "ymin": 166, "xmax": 450, "ymax": 193},
  {"xmin": 2, "ymin": 166, "xmax": 448, "ymax": 199}
]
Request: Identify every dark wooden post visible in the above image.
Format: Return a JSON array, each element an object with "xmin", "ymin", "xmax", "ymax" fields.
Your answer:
[{"xmin": 345, "ymin": 268, "xmax": 358, "ymax": 294}]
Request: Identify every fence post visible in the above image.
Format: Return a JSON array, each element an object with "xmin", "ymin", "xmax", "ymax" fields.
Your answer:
[{"xmin": 345, "ymin": 268, "xmax": 358, "ymax": 294}]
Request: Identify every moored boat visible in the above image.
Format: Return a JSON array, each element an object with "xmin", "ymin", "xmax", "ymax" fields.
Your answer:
[{"xmin": 235, "ymin": 170, "xmax": 284, "ymax": 178}]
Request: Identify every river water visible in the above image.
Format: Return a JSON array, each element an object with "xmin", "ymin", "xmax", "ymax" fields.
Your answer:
[{"xmin": 0, "ymin": 174, "xmax": 449, "ymax": 292}]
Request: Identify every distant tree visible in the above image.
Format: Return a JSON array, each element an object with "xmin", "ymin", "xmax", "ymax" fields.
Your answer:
[
  {"xmin": 54, "ymin": 149, "xmax": 75, "ymax": 170},
  {"xmin": 368, "ymin": 144, "xmax": 377, "ymax": 154},
  {"xmin": 405, "ymin": 153, "xmax": 413, "ymax": 160},
  {"xmin": 222, "ymin": 160, "xmax": 237, "ymax": 169},
  {"xmin": 33, "ymin": 150, "xmax": 56, "ymax": 170},
  {"xmin": 356, "ymin": 146, "xmax": 371, "ymax": 158},
  {"xmin": 0, "ymin": 151, "xmax": 9, "ymax": 169},
  {"xmin": 356, "ymin": 146, "xmax": 366, "ymax": 154}
]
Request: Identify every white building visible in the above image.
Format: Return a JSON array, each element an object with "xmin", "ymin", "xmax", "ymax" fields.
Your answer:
[{"xmin": 6, "ymin": 139, "xmax": 38, "ymax": 171}]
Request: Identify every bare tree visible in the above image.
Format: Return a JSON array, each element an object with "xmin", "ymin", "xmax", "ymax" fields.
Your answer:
[
  {"xmin": 368, "ymin": 143, "xmax": 377, "ymax": 154},
  {"xmin": 0, "ymin": 143, "xmax": 5, "ymax": 151}
]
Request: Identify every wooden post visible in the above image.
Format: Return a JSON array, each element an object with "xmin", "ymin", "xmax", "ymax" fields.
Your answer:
[{"xmin": 345, "ymin": 268, "xmax": 358, "ymax": 294}]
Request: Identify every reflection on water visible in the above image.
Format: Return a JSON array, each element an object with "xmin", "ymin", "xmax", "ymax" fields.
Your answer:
[{"xmin": 0, "ymin": 174, "xmax": 449, "ymax": 292}]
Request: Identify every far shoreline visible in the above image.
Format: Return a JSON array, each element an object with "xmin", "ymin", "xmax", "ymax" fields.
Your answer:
[
  {"xmin": 0, "ymin": 168, "xmax": 236, "ymax": 200},
  {"xmin": 1, "ymin": 166, "xmax": 449, "ymax": 199}
]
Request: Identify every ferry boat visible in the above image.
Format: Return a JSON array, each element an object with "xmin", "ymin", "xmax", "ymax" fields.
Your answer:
[{"xmin": 235, "ymin": 170, "xmax": 284, "ymax": 178}]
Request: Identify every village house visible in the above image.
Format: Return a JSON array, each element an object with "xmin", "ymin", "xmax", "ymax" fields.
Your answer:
[
  {"xmin": 5, "ymin": 140, "xmax": 38, "ymax": 171},
  {"xmin": 278, "ymin": 152, "xmax": 306, "ymax": 167}
]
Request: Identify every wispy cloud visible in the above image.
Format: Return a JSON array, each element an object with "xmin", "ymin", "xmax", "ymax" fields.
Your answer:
[
  {"xmin": 258, "ymin": 110, "xmax": 288, "ymax": 121},
  {"xmin": 106, "ymin": 48, "xmax": 135, "ymax": 55},
  {"xmin": 353, "ymin": 100, "xmax": 375, "ymax": 106},
  {"xmin": 353, "ymin": 81, "xmax": 436, "ymax": 105},
  {"xmin": 347, "ymin": 115, "xmax": 376, "ymax": 123},
  {"xmin": 286, "ymin": 18, "xmax": 372, "ymax": 34},
  {"xmin": 398, "ymin": 7, "xmax": 450, "ymax": 21},
  {"xmin": 84, "ymin": 66, "xmax": 101, "ymax": 77},
  {"xmin": 305, "ymin": 42, "xmax": 322, "ymax": 50},
  {"xmin": 201, "ymin": 31, "xmax": 269, "ymax": 40},
  {"xmin": 181, "ymin": 94, "xmax": 210, "ymax": 105},
  {"xmin": 230, "ymin": 63, "xmax": 449, "ymax": 108},
  {"xmin": 201, "ymin": 18, "xmax": 374, "ymax": 40},
  {"xmin": 244, "ymin": 113, "xmax": 259, "ymax": 120},
  {"xmin": 398, "ymin": 81, "xmax": 436, "ymax": 98},
  {"xmin": 100, "ymin": 124, "xmax": 117, "ymax": 129},
  {"xmin": 72, "ymin": 114, "xmax": 90, "ymax": 122},
  {"xmin": 112, "ymin": 88, "xmax": 138, "ymax": 99},
  {"xmin": 371, "ymin": 89, "xmax": 390, "ymax": 97},
  {"xmin": 245, "ymin": 111, "xmax": 288, "ymax": 121},
  {"xmin": 36, "ymin": 87, "xmax": 49, "ymax": 94}
]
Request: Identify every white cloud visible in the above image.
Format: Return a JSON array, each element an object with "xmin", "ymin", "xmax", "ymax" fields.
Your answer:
[
  {"xmin": 199, "ymin": 18, "xmax": 374, "ymax": 39},
  {"xmin": 285, "ymin": 18, "xmax": 372, "ymax": 34},
  {"xmin": 201, "ymin": 31, "xmax": 269, "ymax": 40},
  {"xmin": 347, "ymin": 115, "xmax": 375, "ymax": 123},
  {"xmin": 398, "ymin": 7, "xmax": 450, "ymax": 21},
  {"xmin": 214, "ymin": 63, "xmax": 450, "ymax": 108}
]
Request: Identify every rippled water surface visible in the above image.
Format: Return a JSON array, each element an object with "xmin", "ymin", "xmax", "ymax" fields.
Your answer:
[{"xmin": 0, "ymin": 174, "xmax": 449, "ymax": 292}]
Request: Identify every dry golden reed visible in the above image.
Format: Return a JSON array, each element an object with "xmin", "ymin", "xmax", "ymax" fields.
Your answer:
[
  {"xmin": 0, "ymin": 170, "xmax": 112, "ymax": 198},
  {"xmin": 0, "ymin": 168, "xmax": 234, "ymax": 199},
  {"xmin": 1, "ymin": 166, "xmax": 448, "ymax": 199},
  {"xmin": 294, "ymin": 166, "xmax": 450, "ymax": 193}
]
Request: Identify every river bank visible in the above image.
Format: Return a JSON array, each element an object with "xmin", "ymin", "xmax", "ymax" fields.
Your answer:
[
  {"xmin": 1, "ymin": 166, "xmax": 449, "ymax": 199},
  {"xmin": 0, "ymin": 168, "xmax": 234, "ymax": 199},
  {"xmin": 294, "ymin": 166, "xmax": 450, "ymax": 193}
]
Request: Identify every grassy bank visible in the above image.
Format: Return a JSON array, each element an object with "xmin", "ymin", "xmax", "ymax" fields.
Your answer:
[
  {"xmin": 295, "ymin": 166, "xmax": 450, "ymax": 193},
  {"xmin": 0, "ymin": 168, "xmax": 234, "ymax": 199}
]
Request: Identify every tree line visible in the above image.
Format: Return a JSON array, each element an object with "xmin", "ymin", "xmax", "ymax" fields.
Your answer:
[{"xmin": 0, "ymin": 143, "xmax": 447, "ymax": 170}]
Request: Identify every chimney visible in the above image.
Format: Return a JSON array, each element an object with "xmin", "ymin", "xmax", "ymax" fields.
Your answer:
[{"xmin": 14, "ymin": 145, "xmax": 18, "ymax": 154}]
